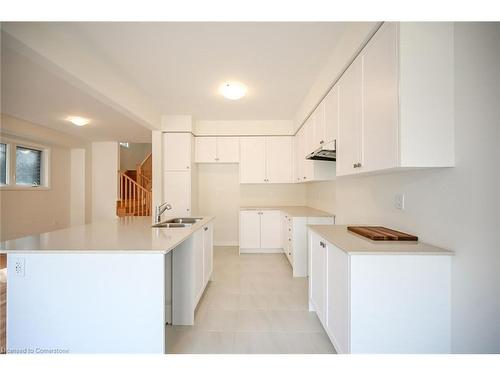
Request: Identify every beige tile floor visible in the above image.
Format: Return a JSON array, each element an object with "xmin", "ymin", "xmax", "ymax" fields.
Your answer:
[{"xmin": 166, "ymin": 246, "xmax": 336, "ymax": 354}]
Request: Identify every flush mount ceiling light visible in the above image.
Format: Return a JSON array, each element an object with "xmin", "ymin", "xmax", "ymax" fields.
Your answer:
[
  {"xmin": 219, "ymin": 81, "xmax": 247, "ymax": 100},
  {"xmin": 66, "ymin": 116, "xmax": 90, "ymax": 127}
]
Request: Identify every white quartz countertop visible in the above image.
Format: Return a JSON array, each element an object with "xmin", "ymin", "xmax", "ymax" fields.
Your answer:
[
  {"xmin": 240, "ymin": 205, "xmax": 333, "ymax": 218},
  {"xmin": 0, "ymin": 216, "xmax": 214, "ymax": 254},
  {"xmin": 308, "ymin": 225, "xmax": 453, "ymax": 255}
]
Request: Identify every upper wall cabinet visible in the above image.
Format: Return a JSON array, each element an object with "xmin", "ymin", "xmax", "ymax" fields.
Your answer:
[
  {"xmin": 336, "ymin": 22, "xmax": 455, "ymax": 177},
  {"xmin": 240, "ymin": 137, "xmax": 292, "ymax": 184},
  {"xmin": 163, "ymin": 132, "xmax": 192, "ymax": 171},
  {"xmin": 195, "ymin": 137, "xmax": 239, "ymax": 163}
]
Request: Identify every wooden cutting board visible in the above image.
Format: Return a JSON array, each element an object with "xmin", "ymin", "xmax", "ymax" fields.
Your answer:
[{"xmin": 347, "ymin": 226, "xmax": 418, "ymax": 241}]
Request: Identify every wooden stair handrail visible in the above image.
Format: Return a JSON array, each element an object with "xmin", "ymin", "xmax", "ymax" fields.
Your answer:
[{"xmin": 117, "ymin": 170, "xmax": 152, "ymax": 216}]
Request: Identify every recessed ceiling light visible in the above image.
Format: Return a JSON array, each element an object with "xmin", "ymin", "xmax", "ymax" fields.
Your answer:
[
  {"xmin": 219, "ymin": 81, "xmax": 247, "ymax": 100},
  {"xmin": 67, "ymin": 116, "xmax": 90, "ymax": 126}
]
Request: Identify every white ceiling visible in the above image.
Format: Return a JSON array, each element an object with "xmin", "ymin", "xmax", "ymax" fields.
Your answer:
[
  {"xmin": 1, "ymin": 42, "xmax": 152, "ymax": 143},
  {"xmin": 69, "ymin": 22, "xmax": 349, "ymax": 120}
]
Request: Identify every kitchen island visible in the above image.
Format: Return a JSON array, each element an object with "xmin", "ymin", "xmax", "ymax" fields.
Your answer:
[{"xmin": 0, "ymin": 216, "xmax": 214, "ymax": 354}]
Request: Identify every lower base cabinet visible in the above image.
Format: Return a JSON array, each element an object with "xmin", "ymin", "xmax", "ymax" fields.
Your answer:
[
  {"xmin": 283, "ymin": 215, "xmax": 334, "ymax": 277},
  {"xmin": 309, "ymin": 230, "xmax": 452, "ymax": 354},
  {"xmin": 239, "ymin": 210, "xmax": 282, "ymax": 253},
  {"xmin": 172, "ymin": 223, "xmax": 213, "ymax": 325}
]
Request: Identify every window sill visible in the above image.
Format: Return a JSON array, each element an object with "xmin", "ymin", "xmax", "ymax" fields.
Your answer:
[{"xmin": 0, "ymin": 185, "xmax": 51, "ymax": 191}]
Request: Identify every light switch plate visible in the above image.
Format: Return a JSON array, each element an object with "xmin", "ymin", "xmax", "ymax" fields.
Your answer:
[{"xmin": 395, "ymin": 193, "xmax": 405, "ymax": 210}]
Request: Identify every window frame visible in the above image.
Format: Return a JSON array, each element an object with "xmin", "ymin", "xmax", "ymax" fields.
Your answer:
[{"xmin": 0, "ymin": 135, "xmax": 51, "ymax": 190}]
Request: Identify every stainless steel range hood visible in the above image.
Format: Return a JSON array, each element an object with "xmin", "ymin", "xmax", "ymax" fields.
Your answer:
[{"xmin": 305, "ymin": 140, "xmax": 336, "ymax": 161}]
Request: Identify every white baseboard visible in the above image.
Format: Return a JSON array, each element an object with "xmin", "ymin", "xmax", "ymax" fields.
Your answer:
[
  {"xmin": 239, "ymin": 248, "xmax": 284, "ymax": 254},
  {"xmin": 214, "ymin": 241, "xmax": 239, "ymax": 247}
]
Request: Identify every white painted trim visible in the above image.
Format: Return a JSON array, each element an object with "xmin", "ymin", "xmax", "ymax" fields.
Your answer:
[{"xmin": 239, "ymin": 248, "xmax": 284, "ymax": 254}]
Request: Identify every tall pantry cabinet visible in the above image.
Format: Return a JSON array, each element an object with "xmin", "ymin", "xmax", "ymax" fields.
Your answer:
[{"xmin": 162, "ymin": 132, "xmax": 194, "ymax": 217}]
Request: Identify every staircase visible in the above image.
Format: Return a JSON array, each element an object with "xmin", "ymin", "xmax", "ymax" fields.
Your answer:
[{"xmin": 117, "ymin": 152, "xmax": 152, "ymax": 217}]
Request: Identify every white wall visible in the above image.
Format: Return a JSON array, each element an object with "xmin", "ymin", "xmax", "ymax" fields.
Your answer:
[
  {"xmin": 306, "ymin": 23, "xmax": 500, "ymax": 353},
  {"xmin": 91, "ymin": 141, "xmax": 119, "ymax": 222},
  {"xmin": 196, "ymin": 164, "xmax": 307, "ymax": 246}
]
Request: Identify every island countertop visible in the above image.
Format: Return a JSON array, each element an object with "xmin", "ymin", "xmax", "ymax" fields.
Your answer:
[
  {"xmin": 308, "ymin": 225, "xmax": 453, "ymax": 255},
  {"xmin": 0, "ymin": 216, "xmax": 214, "ymax": 254}
]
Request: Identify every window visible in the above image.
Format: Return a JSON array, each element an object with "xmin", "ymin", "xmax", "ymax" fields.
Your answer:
[
  {"xmin": 0, "ymin": 143, "xmax": 6, "ymax": 185},
  {"xmin": 16, "ymin": 146, "xmax": 42, "ymax": 186},
  {"xmin": 0, "ymin": 137, "xmax": 49, "ymax": 189}
]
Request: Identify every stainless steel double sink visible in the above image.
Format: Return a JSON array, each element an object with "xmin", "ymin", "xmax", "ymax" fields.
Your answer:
[{"xmin": 151, "ymin": 217, "xmax": 203, "ymax": 228}]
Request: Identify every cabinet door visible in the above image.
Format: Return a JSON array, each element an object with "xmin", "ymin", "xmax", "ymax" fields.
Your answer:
[
  {"xmin": 203, "ymin": 223, "xmax": 213, "ymax": 285},
  {"xmin": 309, "ymin": 233, "xmax": 327, "ymax": 325},
  {"xmin": 195, "ymin": 137, "xmax": 217, "ymax": 163},
  {"xmin": 260, "ymin": 210, "xmax": 282, "ymax": 249},
  {"xmin": 266, "ymin": 137, "xmax": 292, "ymax": 183},
  {"xmin": 163, "ymin": 133, "xmax": 192, "ymax": 171},
  {"xmin": 217, "ymin": 137, "xmax": 239, "ymax": 163},
  {"xmin": 304, "ymin": 117, "xmax": 315, "ymax": 156},
  {"xmin": 193, "ymin": 229, "xmax": 204, "ymax": 302},
  {"xmin": 362, "ymin": 22, "xmax": 399, "ymax": 173},
  {"xmin": 326, "ymin": 243, "xmax": 350, "ymax": 353},
  {"xmin": 324, "ymin": 85, "xmax": 339, "ymax": 145},
  {"xmin": 163, "ymin": 171, "xmax": 191, "ymax": 216},
  {"xmin": 338, "ymin": 57, "xmax": 362, "ymax": 176},
  {"xmin": 240, "ymin": 137, "xmax": 266, "ymax": 183},
  {"xmin": 313, "ymin": 101, "xmax": 326, "ymax": 149},
  {"xmin": 239, "ymin": 210, "xmax": 261, "ymax": 249},
  {"xmin": 295, "ymin": 128, "xmax": 306, "ymax": 183}
]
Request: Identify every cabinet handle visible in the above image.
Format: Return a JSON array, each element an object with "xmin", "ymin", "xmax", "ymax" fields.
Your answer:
[
  {"xmin": 303, "ymin": 176, "xmax": 307, "ymax": 180},
  {"xmin": 187, "ymin": 208, "xmax": 190, "ymax": 212},
  {"xmin": 357, "ymin": 163, "xmax": 362, "ymax": 168},
  {"xmin": 215, "ymin": 157, "xmax": 219, "ymax": 161},
  {"xmin": 319, "ymin": 241, "xmax": 326, "ymax": 248},
  {"xmin": 204, "ymin": 227, "xmax": 208, "ymax": 231},
  {"xmin": 186, "ymin": 166, "xmax": 190, "ymax": 169},
  {"xmin": 353, "ymin": 162, "xmax": 362, "ymax": 168},
  {"xmin": 320, "ymin": 140, "xmax": 324, "ymax": 145}
]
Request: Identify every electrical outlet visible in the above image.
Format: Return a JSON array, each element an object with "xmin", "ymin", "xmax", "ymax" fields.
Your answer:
[
  {"xmin": 13, "ymin": 257, "xmax": 25, "ymax": 277},
  {"xmin": 395, "ymin": 194, "xmax": 405, "ymax": 210}
]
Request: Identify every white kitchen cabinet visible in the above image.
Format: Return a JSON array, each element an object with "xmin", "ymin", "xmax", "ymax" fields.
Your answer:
[
  {"xmin": 193, "ymin": 229, "xmax": 204, "ymax": 304},
  {"xmin": 326, "ymin": 240, "xmax": 349, "ymax": 353},
  {"xmin": 337, "ymin": 56, "xmax": 363, "ymax": 177},
  {"xmin": 239, "ymin": 210, "xmax": 261, "ymax": 249},
  {"xmin": 195, "ymin": 137, "xmax": 217, "ymax": 163},
  {"xmin": 239, "ymin": 210, "xmax": 282, "ymax": 253},
  {"xmin": 312, "ymin": 101, "xmax": 326, "ymax": 150},
  {"xmin": 259, "ymin": 210, "xmax": 282, "ymax": 248},
  {"xmin": 162, "ymin": 133, "xmax": 192, "ymax": 171},
  {"xmin": 361, "ymin": 21, "xmax": 399, "ymax": 173},
  {"xmin": 309, "ymin": 231, "xmax": 327, "ymax": 326},
  {"xmin": 240, "ymin": 137, "xmax": 266, "ymax": 183},
  {"xmin": 294, "ymin": 127, "xmax": 305, "ymax": 183},
  {"xmin": 336, "ymin": 22, "xmax": 454, "ymax": 177},
  {"xmin": 324, "ymin": 84, "xmax": 339, "ymax": 146},
  {"xmin": 308, "ymin": 229, "xmax": 452, "ymax": 353},
  {"xmin": 195, "ymin": 137, "xmax": 239, "ymax": 163},
  {"xmin": 162, "ymin": 171, "xmax": 191, "ymax": 216},
  {"xmin": 283, "ymin": 214, "xmax": 334, "ymax": 277},
  {"xmin": 240, "ymin": 137, "xmax": 292, "ymax": 184},
  {"xmin": 172, "ymin": 224, "xmax": 214, "ymax": 326},
  {"xmin": 304, "ymin": 116, "xmax": 315, "ymax": 156},
  {"xmin": 293, "ymin": 126, "xmax": 335, "ymax": 183},
  {"xmin": 203, "ymin": 222, "xmax": 214, "ymax": 286},
  {"xmin": 266, "ymin": 137, "xmax": 293, "ymax": 183}
]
